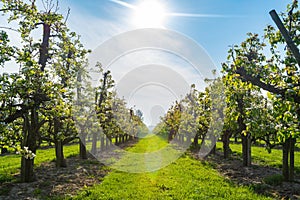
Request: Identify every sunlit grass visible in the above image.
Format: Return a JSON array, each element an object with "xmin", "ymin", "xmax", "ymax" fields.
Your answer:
[
  {"xmin": 126, "ymin": 134, "xmax": 168, "ymax": 153},
  {"xmin": 110, "ymin": 135, "xmax": 182, "ymax": 173},
  {"xmin": 216, "ymin": 142, "xmax": 300, "ymax": 172},
  {"xmin": 0, "ymin": 144, "xmax": 79, "ymax": 182},
  {"xmin": 72, "ymin": 136, "xmax": 271, "ymax": 200}
]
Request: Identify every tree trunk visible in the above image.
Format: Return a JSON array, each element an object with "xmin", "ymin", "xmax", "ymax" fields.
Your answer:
[
  {"xmin": 222, "ymin": 130, "xmax": 231, "ymax": 159},
  {"xmin": 118, "ymin": 135, "xmax": 121, "ymax": 144},
  {"xmin": 282, "ymin": 138, "xmax": 290, "ymax": 181},
  {"xmin": 21, "ymin": 157, "xmax": 35, "ymax": 182},
  {"xmin": 79, "ymin": 136, "xmax": 87, "ymax": 159},
  {"xmin": 20, "ymin": 110, "xmax": 38, "ymax": 182},
  {"xmin": 241, "ymin": 134, "xmax": 251, "ymax": 166},
  {"xmin": 77, "ymin": 65, "xmax": 86, "ymax": 159},
  {"xmin": 200, "ymin": 133, "xmax": 207, "ymax": 147},
  {"xmin": 193, "ymin": 133, "xmax": 199, "ymax": 147},
  {"xmin": 282, "ymin": 137, "xmax": 295, "ymax": 182},
  {"xmin": 289, "ymin": 138, "xmax": 295, "ymax": 181},
  {"xmin": 91, "ymin": 132, "xmax": 97, "ymax": 155},
  {"xmin": 55, "ymin": 140, "xmax": 66, "ymax": 167},
  {"xmin": 237, "ymin": 96, "xmax": 251, "ymax": 166},
  {"xmin": 100, "ymin": 135, "xmax": 105, "ymax": 151},
  {"xmin": 106, "ymin": 137, "xmax": 110, "ymax": 149},
  {"xmin": 19, "ymin": 22, "xmax": 50, "ymax": 183},
  {"xmin": 115, "ymin": 135, "xmax": 119, "ymax": 145},
  {"xmin": 168, "ymin": 129, "xmax": 174, "ymax": 142}
]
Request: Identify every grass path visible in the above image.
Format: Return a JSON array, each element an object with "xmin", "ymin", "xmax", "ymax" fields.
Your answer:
[{"xmin": 73, "ymin": 135, "xmax": 270, "ymax": 200}]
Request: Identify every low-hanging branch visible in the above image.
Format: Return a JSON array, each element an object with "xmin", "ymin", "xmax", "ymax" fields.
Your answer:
[{"xmin": 235, "ymin": 66, "xmax": 300, "ymax": 104}]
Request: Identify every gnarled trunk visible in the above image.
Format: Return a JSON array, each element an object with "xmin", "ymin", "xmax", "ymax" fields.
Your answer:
[
  {"xmin": 55, "ymin": 140, "xmax": 66, "ymax": 167},
  {"xmin": 21, "ymin": 157, "xmax": 35, "ymax": 182},
  {"xmin": 21, "ymin": 110, "xmax": 39, "ymax": 182}
]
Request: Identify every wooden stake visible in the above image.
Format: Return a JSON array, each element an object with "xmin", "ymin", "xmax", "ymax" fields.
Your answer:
[{"xmin": 269, "ymin": 9, "xmax": 300, "ymax": 67}]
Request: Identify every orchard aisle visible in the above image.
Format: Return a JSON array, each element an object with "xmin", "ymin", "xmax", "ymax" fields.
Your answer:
[{"xmin": 72, "ymin": 135, "xmax": 270, "ymax": 200}]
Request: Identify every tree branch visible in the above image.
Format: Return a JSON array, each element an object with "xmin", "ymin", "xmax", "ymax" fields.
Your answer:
[
  {"xmin": 0, "ymin": 26, "xmax": 19, "ymax": 33},
  {"xmin": 235, "ymin": 67, "xmax": 300, "ymax": 104},
  {"xmin": 64, "ymin": 7, "xmax": 70, "ymax": 24},
  {"xmin": 3, "ymin": 109, "xmax": 25, "ymax": 124},
  {"xmin": 0, "ymin": 8, "xmax": 23, "ymax": 12}
]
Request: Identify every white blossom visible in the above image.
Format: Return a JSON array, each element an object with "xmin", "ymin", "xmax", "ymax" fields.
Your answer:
[{"xmin": 16, "ymin": 147, "xmax": 37, "ymax": 160}]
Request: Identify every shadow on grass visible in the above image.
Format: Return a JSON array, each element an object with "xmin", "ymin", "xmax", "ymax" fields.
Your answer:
[{"xmin": 204, "ymin": 149, "xmax": 300, "ymax": 199}]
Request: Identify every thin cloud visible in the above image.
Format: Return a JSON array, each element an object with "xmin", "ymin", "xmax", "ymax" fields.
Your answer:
[
  {"xmin": 109, "ymin": 0, "xmax": 234, "ymax": 19},
  {"xmin": 109, "ymin": 0, "xmax": 136, "ymax": 10},
  {"xmin": 166, "ymin": 13, "xmax": 228, "ymax": 18}
]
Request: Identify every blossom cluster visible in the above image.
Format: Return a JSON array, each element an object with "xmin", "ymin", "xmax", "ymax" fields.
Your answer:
[{"xmin": 16, "ymin": 146, "xmax": 36, "ymax": 160}]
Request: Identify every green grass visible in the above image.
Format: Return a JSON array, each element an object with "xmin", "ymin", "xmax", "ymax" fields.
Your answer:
[
  {"xmin": 72, "ymin": 135, "xmax": 271, "ymax": 200},
  {"xmin": 126, "ymin": 134, "xmax": 168, "ymax": 153},
  {"xmin": 263, "ymin": 174, "xmax": 283, "ymax": 186},
  {"xmin": 0, "ymin": 144, "xmax": 79, "ymax": 182},
  {"xmin": 216, "ymin": 142, "xmax": 300, "ymax": 173}
]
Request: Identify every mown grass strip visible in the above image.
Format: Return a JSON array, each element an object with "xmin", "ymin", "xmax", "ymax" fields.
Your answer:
[{"xmin": 72, "ymin": 135, "xmax": 271, "ymax": 200}]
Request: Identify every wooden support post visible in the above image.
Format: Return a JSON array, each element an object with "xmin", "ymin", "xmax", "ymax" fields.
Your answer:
[{"xmin": 269, "ymin": 9, "xmax": 300, "ymax": 67}]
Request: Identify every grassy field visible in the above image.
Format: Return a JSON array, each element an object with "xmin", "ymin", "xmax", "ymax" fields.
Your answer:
[
  {"xmin": 72, "ymin": 135, "xmax": 271, "ymax": 200},
  {"xmin": 2, "ymin": 137, "xmax": 297, "ymax": 199},
  {"xmin": 0, "ymin": 144, "xmax": 79, "ymax": 182},
  {"xmin": 216, "ymin": 142, "xmax": 300, "ymax": 173}
]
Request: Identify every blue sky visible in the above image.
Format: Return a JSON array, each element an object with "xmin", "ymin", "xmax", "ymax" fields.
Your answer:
[
  {"xmin": 62, "ymin": 0, "xmax": 290, "ymax": 67},
  {"xmin": 1, "ymin": 0, "xmax": 292, "ymax": 126}
]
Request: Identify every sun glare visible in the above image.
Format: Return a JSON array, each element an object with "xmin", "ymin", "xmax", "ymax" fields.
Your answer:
[{"xmin": 132, "ymin": 0, "xmax": 167, "ymax": 28}]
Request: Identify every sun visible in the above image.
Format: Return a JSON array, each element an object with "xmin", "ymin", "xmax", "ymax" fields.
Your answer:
[{"xmin": 132, "ymin": 0, "xmax": 167, "ymax": 28}]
